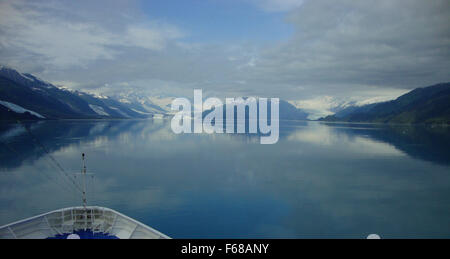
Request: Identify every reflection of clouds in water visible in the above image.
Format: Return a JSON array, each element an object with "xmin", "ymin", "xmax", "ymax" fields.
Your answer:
[
  {"xmin": 56, "ymin": 136, "xmax": 109, "ymax": 156},
  {"xmin": 286, "ymin": 124, "xmax": 404, "ymax": 156},
  {"xmin": 93, "ymin": 181, "xmax": 183, "ymax": 213},
  {"xmin": 1, "ymin": 120, "xmax": 450, "ymax": 237},
  {"xmin": 0, "ymin": 125, "xmax": 26, "ymax": 141},
  {"xmin": 145, "ymin": 126, "xmax": 178, "ymax": 142},
  {"xmin": 228, "ymin": 144, "xmax": 450, "ymax": 237},
  {"xmin": 346, "ymin": 136, "xmax": 404, "ymax": 156},
  {"xmin": 88, "ymin": 122, "xmax": 109, "ymax": 136},
  {"xmin": 0, "ymin": 135, "xmax": 185, "ymax": 225},
  {"xmin": 118, "ymin": 132, "xmax": 131, "ymax": 143},
  {"xmin": 270, "ymin": 159, "xmax": 450, "ymax": 237},
  {"xmin": 0, "ymin": 122, "xmax": 44, "ymax": 141},
  {"xmin": 89, "ymin": 136, "xmax": 109, "ymax": 148},
  {"xmin": 0, "ymin": 163, "xmax": 80, "ymax": 224},
  {"xmin": 287, "ymin": 125, "xmax": 335, "ymax": 146},
  {"xmin": 0, "ymin": 164, "xmax": 183, "ymax": 225}
]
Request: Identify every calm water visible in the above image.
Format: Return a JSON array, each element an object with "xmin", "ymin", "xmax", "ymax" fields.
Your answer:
[{"xmin": 0, "ymin": 119, "xmax": 449, "ymax": 238}]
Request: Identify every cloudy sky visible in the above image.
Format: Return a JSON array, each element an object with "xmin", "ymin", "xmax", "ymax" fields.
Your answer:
[{"xmin": 1, "ymin": 0, "xmax": 449, "ymax": 108}]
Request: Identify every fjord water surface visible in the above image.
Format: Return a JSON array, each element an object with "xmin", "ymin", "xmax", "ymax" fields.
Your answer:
[{"xmin": 0, "ymin": 119, "xmax": 449, "ymax": 238}]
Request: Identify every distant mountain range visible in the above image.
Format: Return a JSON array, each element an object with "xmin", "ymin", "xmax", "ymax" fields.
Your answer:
[
  {"xmin": 4, "ymin": 67, "xmax": 447, "ymax": 124},
  {"xmin": 0, "ymin": 66, "xmax": 169, "ymax": 120},
  {"xmin": 201, "ymin": 98, "xmax": 309, "ymax": 123},
  {"xmin": 321, "ymin": 83, "xmax": 450, "ymax": 124},
  {"xmin": 0, "ymin": 67, "xmax": 310, "ymax": 121}
]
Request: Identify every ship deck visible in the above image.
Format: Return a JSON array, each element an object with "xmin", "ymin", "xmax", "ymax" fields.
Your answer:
[{"xmin": 0, "ymin": 206, "xmax": 170, "ymax": 239}]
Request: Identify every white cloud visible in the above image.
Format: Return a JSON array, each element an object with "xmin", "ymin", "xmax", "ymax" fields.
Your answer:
[
  {"xmin": 239, "ymin": 0, "xmax": 450, "ymax": 99},
  {"xmin": 123, "ymin": 25, "xmax": 183, "ymax": 51},
  {"xmin": 0, "ymin": 0, "xmax": 182, "ymax": 68},
  {"xmin": 1, "ymin": 0, "xmax": 449, "ymax": 104},
  {"xmin": 286, "ymin": 124, "xmax": 405, "ymax": 156}
]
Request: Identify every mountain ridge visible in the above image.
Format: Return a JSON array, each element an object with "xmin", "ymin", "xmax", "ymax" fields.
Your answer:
[
  {"xmin": 0, "ymin": 67, "xmax": 164, "ymax": 120},
  {"xmin": 1, "ymin": 67, "xmax": 312, "ymax": 121},
  {"xmin": 321, "ymin": 83, "xmax": 450, "ymax": 124}
]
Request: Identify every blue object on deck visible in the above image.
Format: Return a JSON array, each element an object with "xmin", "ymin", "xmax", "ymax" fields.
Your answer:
[{"xmin": 47, "ymin": 230, "xmax": 119, "ymax": 239}]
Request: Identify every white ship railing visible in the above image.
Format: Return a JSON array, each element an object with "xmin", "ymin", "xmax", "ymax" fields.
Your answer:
[{"xmin": 0, "ymin": 206, "xmax": 170, "ymax": 239}]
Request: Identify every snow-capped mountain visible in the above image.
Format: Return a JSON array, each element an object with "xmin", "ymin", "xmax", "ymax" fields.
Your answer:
[
  {"xmin": 0, "ymin": 66, "xmax": 160, "ymax": 120},
  {"xmin": 288, "ymin": 96, "xmax": 397, "ymax": 120},
  {"xmin": 321, "ymin": 83, "xmax": 450, "ymax": 124},
  {"xmin": 288, "ymin": 96, "xmax": 355, "ymax": 120},
  {"xmin": 0, "ymin": 65, "xmax": 55, "ymax": 89},
  {"xmin": 111, "ymin": 91, "xmax": 175, "ymax": 115},
  {"xmin": 116, "ymin": 91, "xmax": 311, "ymax": 120},
  {"xmin": 1, "ymin": 66, "xmax": 345, "ymax": 121}
]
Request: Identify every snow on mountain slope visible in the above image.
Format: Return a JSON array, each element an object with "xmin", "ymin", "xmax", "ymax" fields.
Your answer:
[
  {"xmin": 0, "ymin": 66, "xmax": 153, "ymax": 119},
  {"xmin": 131, "ymin": 108, "xmax": 152, "ymax": 115},
  {"xmin": 289, "ymin": 94, "xmax": 403, "ymax": 120},
  {"xmin": 147, "ymin": 96, "xmax": 174, "ymax": 111},
  {"xmin": 88, "ymin": 104, "xmax": 109, "ymax": 116},
  {"xmin": 108, "ymin": 106, "xmax": 130, "ymax": 118},
  {"xmin": 0, "ymin": 100, "xmax": 46, "ymax": 118},
  {"xmin": 111, "ymin": 91, "xmax": 174, "ymax": 114},
  {"xmin": 288, "ymin": 97, "xmax": 355, "ymax": 120}
]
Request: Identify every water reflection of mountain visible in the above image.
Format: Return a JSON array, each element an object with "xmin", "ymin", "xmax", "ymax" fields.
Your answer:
[
  {"xmin": 2, "ymin": 119, "xmax": 449, "ymax": 171},
  {"xmin": 321, "ymin": 122, "xmax": 450, "ymax": 166},
  {"xmin": 0, "ymin": 120, "xmax": 167, "ymax": 170}
]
